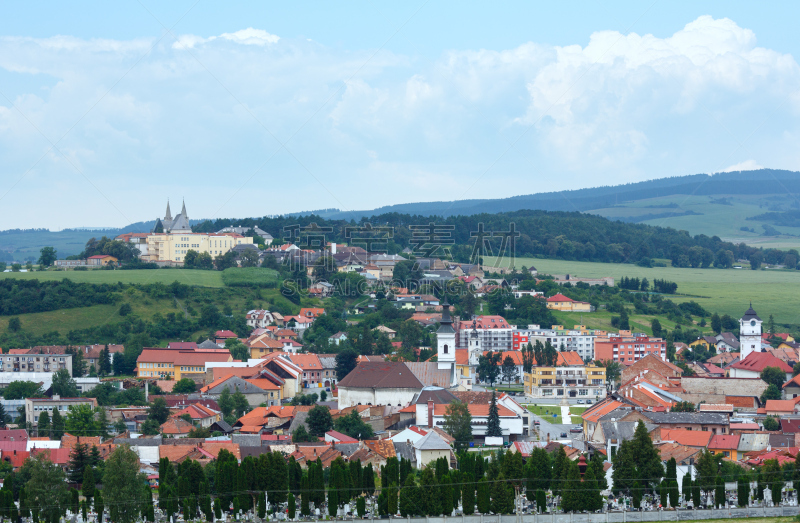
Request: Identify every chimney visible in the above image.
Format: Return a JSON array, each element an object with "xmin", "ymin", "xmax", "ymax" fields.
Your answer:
[{"xmin": 427, "ymin": 400, "xmax": 434, "ymax": 428}]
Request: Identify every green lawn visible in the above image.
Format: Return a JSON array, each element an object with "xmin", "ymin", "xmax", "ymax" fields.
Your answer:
[
  {"xmin": 0, "ymin": 269, "xmax": 224, "ymax": 287},
  {"xmin": 526, "ymin": 405, "xmax": 561, "ymax": 417},
  {"xmin": 487, "ymin": 256, "xmax": 800, "ymax": 326}
]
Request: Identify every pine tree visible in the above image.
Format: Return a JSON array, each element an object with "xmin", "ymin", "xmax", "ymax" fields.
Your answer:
[
  {"xmin": 51, "ymin": 409, "xmax": 65, "ymax": 439},
  {"xmin": 582, "ymin": 466, "xmax": 604, "ymax": 512},
  {"xmin": 82, "ymin": 467, "xmax": 95, "ymax": 501},
  {"xmin": 486, "ymin": 392, "xmax": 502, "ymax": 437},
  {"xmin": 68, "ymin": 443, "xmax": 90, "ymax": 484},
  {"xmin": 561, "ymin": 461, "xmax": 581, "ymax": 513},
  {"xmin": 94, "ymin": 491, "xmax": 104, "ymax": 521}
]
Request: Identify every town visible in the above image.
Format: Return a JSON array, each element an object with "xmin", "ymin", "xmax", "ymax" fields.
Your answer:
[{"xmin": 0, "ymin": 203, "xmax": 798, "ymax": 522}]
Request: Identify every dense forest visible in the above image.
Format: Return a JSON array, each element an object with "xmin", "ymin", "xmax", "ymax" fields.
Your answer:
[{"xmin": 195, "ymin": 209, "xmax": 799, "ymax": 268}]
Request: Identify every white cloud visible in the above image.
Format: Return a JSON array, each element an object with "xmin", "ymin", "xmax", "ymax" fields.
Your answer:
[
  {"xmin": 1, "ymin": 17, "xmax": 800, "ymax": 229},
  {"xmin": 718, "ymin": 160, "xmax": 764, "ymax": 172},
  {"xmin": 172, "ymin": 27, "xmax": 279, "ymax": 49}
]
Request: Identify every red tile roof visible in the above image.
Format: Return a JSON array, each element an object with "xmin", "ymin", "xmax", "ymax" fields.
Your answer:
[
  {"xmin": 325, "ymin": 430, "xmax": 358, "ymax": 443},
  {"xmin": 659, "ymin": 429, "xmax": 712, "ymax": 447},
  {"xmin": 557, "ymin": 351, "xmax": 584, "ymax": 366},
  {"xmin": 729, "ymin": 352, "xmax": 791, "ymax": 373},
  {"xmin": 546, "ymin": 293, "xmax": 575, "ymax": 303},
  {"xmin": 765, "ymin": 399, "xmax": 796, "ymax": 413},
  {"xmin": 582, "ymin": 400, "xmax": 624, "ymax": 423},
  {"xmin": 783, "ymin": 374, "xmax": 800, "ymax": 389},
  {"xmin": 709, "ymin": 434, "xmax": 740, "ymax": 450},
  {"xmin": 137, "ymin": 348, "xmax": 231, "ymax": 366}
]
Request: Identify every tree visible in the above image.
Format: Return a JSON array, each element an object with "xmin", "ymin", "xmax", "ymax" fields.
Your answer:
[
  {"xmin": 672, "ymin": 401, "xmax": 695, "ymax": 412},
  {"xmin": 442, "ymin": 400, "xmax": 472, "ymax": 451},
  {"xmin": 104, "ymin": 446, "xmax": 146, "ymax": 523},
  {"xmin": 760, "ymin": 366, "xmax": 787, "ymax": 389},
  {"xmin": 232, "ymin": 390, "xmax": 250, "ymax": 418},
  {"xmin": 37, "ymin": 411, "xmax": 50, "ymax": 437},
  {"xmin": 306, "ymin": 405, "xmax": 333, "ymax": 437},
  {"xmin": 763, "ymin": 458, "xmax": 783, "ymax": 505},
  {"xmin": 714, "ymin": 476, "xmax": 724, "ymax": 508},
  {"xmin": 171, "ymin": 378, "xmax": 196, "ymax": 394},
  {"xmin": 522, "ymin": 342, "xmax": 535, "ymax": 374},
  {"xmin": 6, "ymin": 317, "xmax": 20, "ymax": 332},
  {"xmin": 140, "ymin": 419, "xmax": 160, "ymax": 436},
  {"xmin": 763, "ymin": 415, "xmax": 780, "ymax": 431},
  {"xmin": 651, "ymin": 318, "xmax": 663, "ymax": 339},
  {"xmin": 596, "ymin": 359, "xmax": 622, "ymax": 389},
  {"xmin": 399, "ymin": 475, "xmax": 419, "ymax": 517},
  {"xmin": 218, "ymin": 386, "xmax": 234, "ymax": 419},
  {"xmin": 476, "ymin": 477, "xmax": 490, "ymax": 514},
  {"xmin": 3, "ymin": 380, "xmax": 43, "ymax": 399},
  {"xmin": 51, "ymin": 409, "xmax": 65, "ymax": 439},
  {"xmin": 501, "ymin": 355, "xmax": 518, "ymax": 384},
  {"xmin": 224, "ymin": 338, "xmax": 250, "ymax": 361},
  {"xmin": 52, "ymin": 368, "xmax": 79, "ymax": 397},
  {"xmin": 761, "ymin": 384, "xmax": 782, "ymax": 403},
  {"xmin": 749, "ymin": 251, "xmax": 763, "ymax": 270},
  {"xmin": 147, "ymin": 397, "xmax": 170, "ymax": 424},
  {"xmin": 83, "ymin": 467, "xmax": 96, "ymax": 501},
  {"xmin": 491, "ymin": 473, "xmax": 514, "ymax": 514},
  {"xmin": 68, "ymin": 443, "xmax": 91, "ymax": 483},
  {"xmin": 65, "ymin": 404, "xmax": 97, "ymax": 436},
  {"xmin": 291, "ymin": 425, "xmax": 316, "ymax": 443},
  {"xmin": 25, "ymin": 452, "xmax": 70, "ymax": 523},
  {"xmin": 695, "ymin": 449, "xmax": 718, "ymax": 497},
  {"xmin": 737, "ymin": 476, "xmax": 749, "ymax": 507},
  {"xmin": 486, "ymin": 392, "xmax": 502, "ymax": 438},
  {"xmin": 98, "ymin": 346, "xmax": 112, "ymax": 376},
  {"xmin": 334, "ymin": 410, "xmax": 374, "ymax": 439},
  {"xmin": 38, "ymin": 247, "xmax": 57, "ymax": 267},
  {"xmin": 477, "ymin": 352, "xmax": 501, "ymax": 385},
  {"xmin": 335, "ymin": 348, "xmax": 358, "ymax": 380}
]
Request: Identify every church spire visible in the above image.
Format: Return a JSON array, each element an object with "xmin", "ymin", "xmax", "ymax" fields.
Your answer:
[
  {"xmin": 165, "ymin": 200, "xmax": 172, "ymax": 221},
  {"xmin": 181, "ymin": 199, "xmax": 187, "ymax": 219}
]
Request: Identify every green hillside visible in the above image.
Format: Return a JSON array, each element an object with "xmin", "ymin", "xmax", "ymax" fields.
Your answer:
[
  {"xmin": 489, "ymin": 256, "xmax": 800, "ymax": 326},
  {"xmin": 0, "ymin": 269, "xmax": 224, "ymax": 287}
]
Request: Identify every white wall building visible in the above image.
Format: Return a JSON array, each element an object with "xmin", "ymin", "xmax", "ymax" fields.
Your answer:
[
  {"xmin": 739, "ymin": 305, "xmax": 762, "ymax": 360},
  {"xmin": 515, "ymin": 324, "xmax": 596, "ymax": 362}
]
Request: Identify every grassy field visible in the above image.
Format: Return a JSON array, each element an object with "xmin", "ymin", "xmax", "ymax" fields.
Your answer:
[
  {"xmin": 0, "ymin": 269, "xmax": 225, "ymax": 287},
  {"xmin": 588, "ymin": 193, "xmax": 800, "ymax": 249},
  {"xmin": 487, "ymin": 256, "xmax": 800, "ymax": 326}
]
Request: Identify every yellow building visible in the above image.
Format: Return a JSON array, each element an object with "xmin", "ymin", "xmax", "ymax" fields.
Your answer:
[
  {"xmin": 136, "ymin": 348, "xmax": 232, "ymax": 380},
  {"xmin": 524, "ymin": 354, "xmax": 606, "ymax": 399},
  {"xmin": 545, "ymin": 293, "xmax": 592, "ymax": 312},
  {"xmin": 145, "ymin": 232, "xmax": 253, "ymax": 263}
]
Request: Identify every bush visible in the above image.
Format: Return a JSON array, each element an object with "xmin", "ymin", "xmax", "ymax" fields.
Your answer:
[{"xmin": 74, "ymin": 266, "xmax": 88, "ymax": 271}]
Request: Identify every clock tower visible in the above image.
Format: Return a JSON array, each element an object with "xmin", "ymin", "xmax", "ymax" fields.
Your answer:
[{"xmin": 739, "ymin": 304, "xmax": 762, "ymax": 360}]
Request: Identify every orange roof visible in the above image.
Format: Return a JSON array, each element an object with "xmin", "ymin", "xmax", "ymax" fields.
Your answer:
[
  {"xmin": 364, "ymin": 439, "xmax": 396, "ymax": 458},
  {"xmin": 546, "ymin": 293, "xmax": 574, "ymax": 303},
  {"xmin": 784, "ymin": 374, "xmax": 800, "ymax": 389},
  {"xmin": 399, "ymin": 405, "xmax": 416, "ymax": 413},
  {"xmin": 174, "ymin": 403, "xmax": 218, "ymax": 420},
  {"xmin": 3, "ymin": 450, "xmax": 29, "ymax": 468},
  {"xmin": 288, "ymin": 354, "xmax": 323, "ymax": 370},
  {"xmin": 582, "ymin": 400, "xmax": 624, "ymax": 423},
  {"xmin": 160, "ymin": 418, "xmax": 194, "ymax": 435},
  {"xmin": 765, "ymin": 399, "xmax": 796, "ymax": 413},
  {"xmin": 433, "ymin": 403, "xmax": 516, "ymax": 417},
  {"xmin": 236, "ymin": 405, "xmax": 297, "ymax": 427},
  {"xmin": 455, "ymin": 349, "xmax": 469, "ymax": 365},
  {"xmin": 244, "ymin": 378, "xmax": 281, "ymax": 390},
  {"xmin": 709, "ymin": 434, "xmax": 740, "ymax": 450},
  {"xmin": 61, "ymin": 434, "xmax": 102, "ymax": 452},
  {"xmin": 299, "ymin": 308, "xmax": 325, "ymax": 318},
  {"xmin": 659, "ymin": 429, "xmax": 712, "ymax": 447},
  {"xmin": 556, "ymin": 351, "xmax": 584, "ymax": 366},
  {"xmin": 137, "ymin": 348, "xmax": 231, "ymax": 366}
]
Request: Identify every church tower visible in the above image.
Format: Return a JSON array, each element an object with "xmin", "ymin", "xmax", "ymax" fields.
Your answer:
[
  {"xmin": 437, "ymin": 301, "xmax": 456, "ymax": 370},
  {"xmin": 739, "ymin": 304, "xmax": 762, "ymax": 360},
  {"xmin": 468, "ymin": 320, "xmax": 482, "ymax": 366}
]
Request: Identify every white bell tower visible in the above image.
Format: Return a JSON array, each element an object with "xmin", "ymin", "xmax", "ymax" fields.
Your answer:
[
  {"xmin": 437, "ymin": 301, "xmax": 456, "ymax": 370},
  {"xmin": 468, "ymin": 320, "xmax": 482, "ymax": 366},
  {"xmin": 739, "ymin": 304, "xmax": 762, "ymax": 360}
]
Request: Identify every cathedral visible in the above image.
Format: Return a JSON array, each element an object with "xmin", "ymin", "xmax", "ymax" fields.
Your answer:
[{"xmin": 152, "ymin": 200, "xmax": 192, "ymax": 234}]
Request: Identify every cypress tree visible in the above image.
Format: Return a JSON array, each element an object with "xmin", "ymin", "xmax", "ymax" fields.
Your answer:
[
  {"xmin": 583, "ymin": 466, "xmax": 603, "ymax": 512},
  {"xmin": 418, "ymin": 467, "xmax": 440, "ymax": 516},
  {"xmin": 257, "ymin": 493, "xmax": 266, "ymax": 519},
  {"xmin": 287, "ymin": 493, "xmax": 296, "ymax": 519},
  {"xmin": 536, "ymin": 489, "xmax": 546, "ymax": 513},
  {"xmin": 94, "ymin": 491, "xmax": 104, "ymax": 521},
  {"xmin": 440, "ymin": 475, "xmax": 453, "ymax": 516},
  {"xmin": 682, "ymin": 475, "xmax": 692, "ymax": 504},
  {"xmin": 476, "ymin": 478, "xmax": 490, "ymax": 514},
  {"xmin": 669, "ymin": 480, "xmax": 679, "ymax": 508},
  {"xmin": 356, "ymin": 496, "xmax": 366, "ymax": 518},
  {"xmin": 486, "ymin": 392, "xmax": 502, "ymax": 437},
  {"xmin": 737, "ymin": 477, "xmax": 749, "ymax": 507},
  {"xmin": 631, "ymin": 481, "xmax": 642, "ymax": 509},
  {"xmin": 462, "ymin": 475, "xmax": 476, "ymax": 515},
  {"xmin": 327, "ymin": 487, "xmax": 338, "ymax": 517},
  {"xmin": 387, "ymin": 483, "xmax": 398, "ymax": 515},
  {"xmin": 714, "ymin": 477, "xmax": 725, "ymax": 508},
  {"xmin": 692, "ymin": 482, "xmax": 701, "ymax": 508},
  {"xmin": 300, "ymin": 474, "xmax": 311, "ymax": 516},
  {"xmin": 561, "ymin": 461, "xmax": 581, "ymax": 513},
  {"xmin": 491, "ymin": 474, "xmax": 515, "ymax": 514},
  {"xmin": 399, "ymin": 475, "xmax": 418, "ymax": 517},
  {"xmin": 660, "ymin": 482, "xmax": 667, "ymax": 508},
  {"xmin": 214, "ymin": 498, "xmax": 222, "ymax": 520}
]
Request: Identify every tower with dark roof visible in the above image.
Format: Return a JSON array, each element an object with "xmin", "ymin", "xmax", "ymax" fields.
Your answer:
[{"xmin": 739, "ymin": 304, "xmax": 762, "ymax": 360}]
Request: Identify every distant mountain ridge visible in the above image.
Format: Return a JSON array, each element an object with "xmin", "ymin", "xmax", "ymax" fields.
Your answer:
[{"xmin": 288, "ymin": 169, "xmax": 800, "ymax": 219}]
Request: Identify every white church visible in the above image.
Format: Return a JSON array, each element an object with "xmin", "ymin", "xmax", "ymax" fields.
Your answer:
[
  {"xmin": 436, "ymin": 302, "xmax": 485, "ymax": 389},
  {"xmin": 729, "ymin": 304, "xmax": 793, "ymax": 380}
]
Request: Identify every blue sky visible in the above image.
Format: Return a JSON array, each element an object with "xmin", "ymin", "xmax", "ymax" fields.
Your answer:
[{"xmin": 2, "ymin": 1, "xmax": 800, "ymax": 229}]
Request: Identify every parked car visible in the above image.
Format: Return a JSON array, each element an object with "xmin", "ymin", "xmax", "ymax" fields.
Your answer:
[
  {"xmin": 534, "ymin": 420, "xmax": 540, "ymax": 425},
  {"xmin": 577, "ymin": 399, "xmax": 584, "ymax": 404},
  {"xmin": 586, "ymin": 399, "xmax": 593, "ymax": 404},
  {"xmin": 560, "ymin": 432, "xmax": 568, "ymax": 438},
  {"xmin": 570, "ymin": 427, "xmax": 583, "ymax": 433}
]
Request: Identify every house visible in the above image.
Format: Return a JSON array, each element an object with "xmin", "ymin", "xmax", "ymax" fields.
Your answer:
[
  {"xmin": 656, "ymin": 428, "xmax": 712, "ymax": 448},
  {"xmin": 412, "ymin": 431, "xmax": 451, "ymax": 469},
  {"xmin": 246, "ymin": 310, "xmax": 282, "ymax": 329},
  {"xmin": 245, "ymin": 334, "xmax": 285, "ymax": 359},
  {"xmin": 545, "ymin": 293, "xmax": 591, "ymax": 312},
  {"xmin": 329, "ymin": 332, "xmax": 348, "ymax": 346},
  {"xmin": 715, "ymin": 333, "xmax": 740, "ymax": 352},
  {"xmin": 738, "ymin": 433, "xmax": 770, "ymax": 454},
  {"xmin": 728, "ymin": 352, "xmax": 792, "ymax": 380},
  {"xmin": 783, "ymin": 374, "xmax": 800, "ymax": 399},
  {"xmin": 324, "ymin": 431, "xmax": 358, "ymax": 444},
  {"xmin": 639, "ymin": 411, "xmax": 730, "ymax": 435},
  {"xmin": 372, "ymin": 326, "xmax": 396, "ymax": 339},
  {"xmin": 523, "ymin": 355, "xmax": 606, "ymax": 400},
  {"xmin": 764, "ymin": 399, "xmax": 797, "ymax": 416},
  {"xmin": 87, "ymin": 255, "xmax": 118, "ymax": 266},
  {"xmin": 581, "ymin": 399, "xmax": 626, "ymax": 435},
  {"xmin": 172, "ymin": 403, "xmax": 221, "ymax": 428},
  {"xmin": 287, "ymin": 354, "xmax": 324, "ymax": 389},
  {"xmin": 336, "ymin": 361, "xmax": 424, "ymax": 408},
  {"xmin": 201, "ymin": 375, "xmax": 282, "ymax": 407},
  {"xmin": 160, "ymin": 418, "xmax": 194, "ymax": 438},
  {"xmin": 316, "ymin": 354, "xmax": 338, "ymax": 388},
  {"xmin": 235, "ymin": 406, "xmax": 300, "ymax": 434}
]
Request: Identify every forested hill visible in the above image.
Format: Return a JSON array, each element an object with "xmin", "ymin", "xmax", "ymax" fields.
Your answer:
[
  {"xmin": 290, "ymin": 169, "xmax": 800, "ymax": 219},
  {"xmin": 195, "ymin": 209, "xmax": 793, "ymax": 268}
]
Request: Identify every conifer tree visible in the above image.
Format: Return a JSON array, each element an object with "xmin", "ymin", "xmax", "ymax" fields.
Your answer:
[
  {"xmin": 551, "ymin": 446, "xmax": 568, "ymax": 496},
  {"xmin": 491, "ymin": 473, "xmax": 515, "ymax": 514},
  {"xmin": 476, "ymin": 478, "xmax": 490, "ymax": 514},
  {"xmin": 462, "ymin": 475, "xmax": 476, "ymax": 515},
  {"xmin": 300, "ymin": 474, "xmax": 311, "ymax": 516},
  {"xmin": 583, "ymin": 466, "xmax": 604, "ymax": 512},
  {"xmin": 94, "ymin": 491, "xmax": 104, "ymax": 521},
  {"xmin": 561, "ymin": 461, "xmax": 581, "ymax": 513},
  {"xmin": 418, "ymin": 467, "xmax": 440, "ymax": 516},
  {"xmin": 737, "ymin": 476, "xmax": 749, "ymax": 507},
  {"xmin": 356, "ymin": 496, "xmax": 365, "ymax": 518},
  {"xmin": 288, "ymin": 493, "xmax": 296, "ymax": 519},
  {"xmin": 682, "ymin": 475, "xmax": 692, "ymax": 504},
  {"xmin": 631, "ymin": 481, "xmax": 642, "ymax": 509},
  {"xmin": 536, "ymin": 490, "xmax": 546, "ymax": 513},
  {"xmin": 669, "ymin": 480, "xmax": 679, "ymax": 508},
  {"xmin": 486, "ymin": 392, "xmax": 502, "ymax": 437},
  {"xmin": 440, "ymin": 475, "xmax": 453, "ymax": 516},
  {"xmin": 388, "ymin": 483, "xmax": 398, "ymax": 515},
  {"xmin": 714, "ymin": 477, "xmax": 725, "ymax": 508},
  {"xmin": 399, "ymin": 475, "xmax": 418, "ymax": 517}
]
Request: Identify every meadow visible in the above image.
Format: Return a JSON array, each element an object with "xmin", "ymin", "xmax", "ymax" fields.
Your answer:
[
  {"xmin": 0, "ymin": 269, "xmax": 225, "ymax": 287},
  {"xmin": 487, "ymin": 256, "xmax": 800, "ymax": 326}
]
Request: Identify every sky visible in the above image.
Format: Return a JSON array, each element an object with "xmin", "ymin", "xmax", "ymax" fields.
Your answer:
[{"xmin": 2, "ymin": 1, "xmax": 800, "ymax": 230}]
